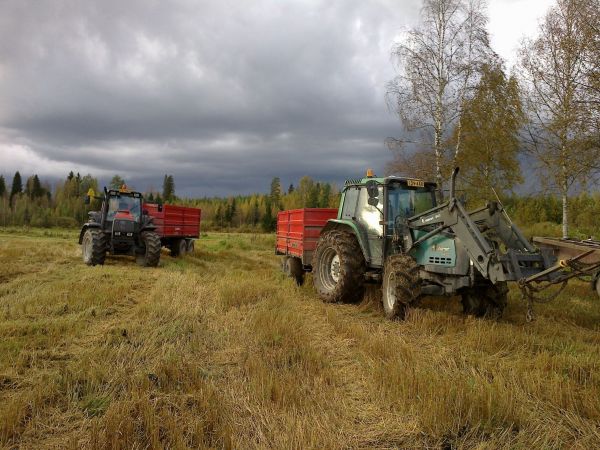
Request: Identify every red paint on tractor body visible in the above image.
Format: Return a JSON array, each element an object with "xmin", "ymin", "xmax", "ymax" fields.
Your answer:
[
  {"xmin": 114, "ymin": 210, "xmax": 134, "ymax": 220},
  {"xmin": 276, "ymin": 208, "xmax": 338, "ymax": 265},
  {"xmin": 144, "ymin": 203, "xmax": 201, "ymax": 239}
]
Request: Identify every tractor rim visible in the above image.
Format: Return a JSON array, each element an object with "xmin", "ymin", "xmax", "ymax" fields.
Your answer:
[
  {"xmin": 384, "ymin": 270, "xmax": 397, "ymax": 311},
  {"xmin": 319, "ymin": 247, "xmax": 340, "ymax": 291},
  {"xmin": 82, "ymin": 233, "xmax": 92, "ymax": 261},
  {"xmin": 330, "ymin": 254, "xmax": 340, "ymax": 283}
]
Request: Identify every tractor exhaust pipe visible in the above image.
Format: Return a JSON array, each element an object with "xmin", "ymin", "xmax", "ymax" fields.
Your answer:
[{"xmin": 450, "ymin": 167, "xmax": 459, "ymax": 199}]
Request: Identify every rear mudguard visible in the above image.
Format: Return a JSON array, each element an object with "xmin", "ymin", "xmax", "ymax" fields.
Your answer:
[
  {"xmin": 320, "ymin": 220, "xmax": 370, "ymax": 265},
  {"xmin": 78, "ymin": 223, "xmax": 102, "ymax": 244}
]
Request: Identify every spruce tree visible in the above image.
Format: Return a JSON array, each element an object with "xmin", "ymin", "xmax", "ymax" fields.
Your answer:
[
  {"xmin": 9, "ymin": 171, "xmax": 22, "ymax": 208},
  {"xmin": 262, "ymin": 198, "xmax": 274, "ymax": 231},
  {"xmin": 162, "ymin": 175, "xmax": 175, "ymax": 202},
  {"xmin": 32, "ymin": 175, "xmax": 43, "ymax": 199},
  {"xmin": 0, "ymin": 175, "xmax": 5, "ymax": 197},
  {"xmin": 270, "ymin": 177, "xmax": 281, "ymax": 209}
]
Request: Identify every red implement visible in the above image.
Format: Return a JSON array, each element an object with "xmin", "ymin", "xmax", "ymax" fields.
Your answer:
[
  {"xmin": 276, "ymin": 208, "xmax": 337, "ymax": 265},
  {"xmin": 144, "ymin": 203, "xmax": 201, "ymax": 239}
]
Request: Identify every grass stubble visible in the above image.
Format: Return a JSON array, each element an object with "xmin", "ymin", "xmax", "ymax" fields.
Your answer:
[{"xmin": 0, "ymin": 228, "xmax": 599, "ymax": 449}]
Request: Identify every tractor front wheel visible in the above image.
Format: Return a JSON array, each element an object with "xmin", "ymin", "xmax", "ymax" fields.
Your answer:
[
  {"xmin": 461, "ymin": 281, "xmax": 508, "ymax": 319},
  {"xmin": 138, "ymin": 231, "xmax": 161, "ymax": 267},
  {"xmin": 312, "ymin": 229, "xmax": 365, "ymax": 303},
  {"xmin": 382, "ymin": 254, "xmax": 421, "ymax": 320},
  {"xmin": 82, "ymin": 229, "xmax": 107, "ymax": 266}
]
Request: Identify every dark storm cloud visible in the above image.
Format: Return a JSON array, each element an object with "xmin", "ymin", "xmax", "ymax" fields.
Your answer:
[{"xmin": 0, "ymin": 0, "xmax": 420, "ymax": 195}]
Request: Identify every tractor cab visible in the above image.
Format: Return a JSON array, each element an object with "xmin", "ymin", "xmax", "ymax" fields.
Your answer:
[
  {"xmin": 107, "ymin": 192, "xmax": 142, "ymax": 223},
  {"xmin": 102, "ymin": 188, "xmax": 144, "ymax": 250},
  {"xmin": 337, "ymin": 172, "xmax": 438, "ymax": 267}
]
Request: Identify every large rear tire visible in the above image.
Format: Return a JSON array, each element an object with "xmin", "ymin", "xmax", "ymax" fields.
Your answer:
[
  {"xmin": 312, "ymin": 229, "xmax": 365, "ymax": 303},
  {"xmin": 82, "ymin": 229, "xmax": 107, "ymax": 266},
  {"xmin": 461, "ymin": 281, "xmax": 508, "ymax": 319},
  {"xmin": 138, "ymin": 231, "xmax": 161, "ymax": 267},
  {"xmin": 382, "ymin": 254, "xmax": 421, "ymax": 320}
]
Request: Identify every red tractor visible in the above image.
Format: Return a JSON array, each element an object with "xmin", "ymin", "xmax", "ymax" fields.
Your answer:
[{"xmin": 79, "ymin": 186, "xmax": 162, "ymax": 266}]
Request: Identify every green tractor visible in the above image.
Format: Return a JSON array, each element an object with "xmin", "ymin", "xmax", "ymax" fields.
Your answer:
[
  {"xmin": 312, "ymin": 168, "xmax": 558, "ymax": 319},
  {"xmin": 78, "ymin": 186, "xmax": 162, "ymax": 267}
]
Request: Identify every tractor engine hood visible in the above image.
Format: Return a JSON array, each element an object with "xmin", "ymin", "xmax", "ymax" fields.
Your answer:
[{"xmin": 112, "ymin": 212, "xmax": 137, "ymax": 237}]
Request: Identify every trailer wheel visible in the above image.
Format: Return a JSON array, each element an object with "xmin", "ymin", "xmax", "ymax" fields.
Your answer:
[
  {"xmin": 461, "ymin": 281, "xmax": 507, "ymax": 319},
  {"xmin": 289, "ymin": 257, "xmax": 305, "ymax": 286},
  {"xmin": 186, "ymin": 240, "xmax": 195, "ymax": 254},
  {"xmin": 312, "ymin": 229, "xmax": 365, "ymax": 303},
  {"xmin": 170, "ymin": 239, "xmax": 187, "ymax": 257},
  {"xmin": 281, "ymin": 256, "xmax": 290, "ymax": 275},
  {"xmin": 82, "ymin": 229, "xmax": 107, "ymax": 266},
  {"xmin": 382, "ymin": 254, "xmax": 421, "ymax": 320},
  {"xmin": 138, "ymin": 231, "xmax": 161, "ymax": 267}
]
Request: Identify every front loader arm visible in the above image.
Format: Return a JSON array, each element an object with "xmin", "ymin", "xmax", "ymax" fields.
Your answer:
[{"xmin": 402, "ymin": 168, "xmax": 543, "ymax": 284}]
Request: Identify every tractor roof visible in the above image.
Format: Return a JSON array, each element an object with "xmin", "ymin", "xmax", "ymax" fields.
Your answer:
[
  {"xmin": 106, "ymin": 189, "xmax": 143, "ymax": 198},
  {"xmin": 343, "ymin": 175, "xmax": 436, "ymax": 189}
]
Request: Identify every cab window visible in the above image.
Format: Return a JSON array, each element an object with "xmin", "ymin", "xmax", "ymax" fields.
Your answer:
[
  {"xmin": 386, "ymin": 184, "xmax": 435, "ymax": 234},
  {"xmin": 341, "ymin": 187, "xmax": 359, "ymax": 219},
  {"xmin": 106, "ymin": 195, "xmax": 141, "ymax": 221},
  {"xmin": 356, "ymin": 186, "xmax": 383, "ymax": 236}
]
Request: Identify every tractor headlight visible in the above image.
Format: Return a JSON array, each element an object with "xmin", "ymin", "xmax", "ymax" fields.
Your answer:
[
  {"xmin": 114, "ymin": 231, "xmax": 121, "ymax": 236},
  {"xmin": 127, "ymin": 232, "xmax": 133, "ymax": 237}
]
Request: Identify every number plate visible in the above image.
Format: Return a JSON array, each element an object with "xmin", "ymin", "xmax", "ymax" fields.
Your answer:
[{"xmin": 407, "ymin": 179, "xmax": 425, "ymax": 188}]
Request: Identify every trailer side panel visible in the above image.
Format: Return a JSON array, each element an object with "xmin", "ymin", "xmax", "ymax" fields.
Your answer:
[{"xmin": 276, "ymin": 208, "xmax": 337, "ymax": 266}]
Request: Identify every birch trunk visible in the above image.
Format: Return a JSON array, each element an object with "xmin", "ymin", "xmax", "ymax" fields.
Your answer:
[{"xmin": 561, "ymin": 160, "xmax": 569, "ymax": 239}]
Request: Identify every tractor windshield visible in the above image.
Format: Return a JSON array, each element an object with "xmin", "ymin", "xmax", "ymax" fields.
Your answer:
[
  {"xmin": 107, "ymin": 195, "xmax": 142, "ymax": 221},
  {"xmin": 386, "ymin": 184, "xmax": 435, "ymax": 233}
]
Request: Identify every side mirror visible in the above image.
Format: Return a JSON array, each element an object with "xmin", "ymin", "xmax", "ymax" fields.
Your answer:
[
  {"xmin": 365, "ymin": 180, "xmax": 379, "ymax": 199},
  {"xmin": 368, "ymin": 197, "xmax": 379, "ymax": 207}
]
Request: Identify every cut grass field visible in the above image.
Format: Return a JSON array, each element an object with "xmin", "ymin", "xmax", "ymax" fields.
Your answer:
[{"xmin": 1, "ymin": 228, "xmax": 599, "ymax": 449}]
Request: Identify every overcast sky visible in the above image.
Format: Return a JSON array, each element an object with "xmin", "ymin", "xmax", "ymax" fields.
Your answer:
[{"xmin": 0, "ymin": 0, "xmax": 554, "ymax": 196}]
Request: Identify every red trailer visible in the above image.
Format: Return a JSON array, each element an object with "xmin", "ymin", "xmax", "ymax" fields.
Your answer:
[
  {"xmin": 144, "ymin": 203, "xmax": 201, "ymax": 256},
  {"xmin": 276, "ymin": 208, "xmax": 338, "ymax": 284}
]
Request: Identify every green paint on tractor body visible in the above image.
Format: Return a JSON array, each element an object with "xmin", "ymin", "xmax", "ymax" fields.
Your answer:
[{"xmin": 412, "ymin": 230, "xmax": 457, "ymax": 268}]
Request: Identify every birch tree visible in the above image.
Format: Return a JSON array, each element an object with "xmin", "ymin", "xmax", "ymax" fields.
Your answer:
[
  {"xmin": 387, "ymin": 0, "xmax": 492, "ymax": 198},
  {"xmin": 454, "ymin": 62, "xmax": 524, "ymax": 202},
  {"xmin": 519, "ymin": 0, "xmax": 600, "ymax": 238}
]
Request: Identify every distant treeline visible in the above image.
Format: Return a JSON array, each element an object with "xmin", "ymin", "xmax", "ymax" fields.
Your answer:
[
  {"xmin": 0, "ymin": 170, "xmax": 599, "ymax": 237},
  {"xmin": 0, "ymin": 172, "xmax": 339, "ymax": 232}
]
